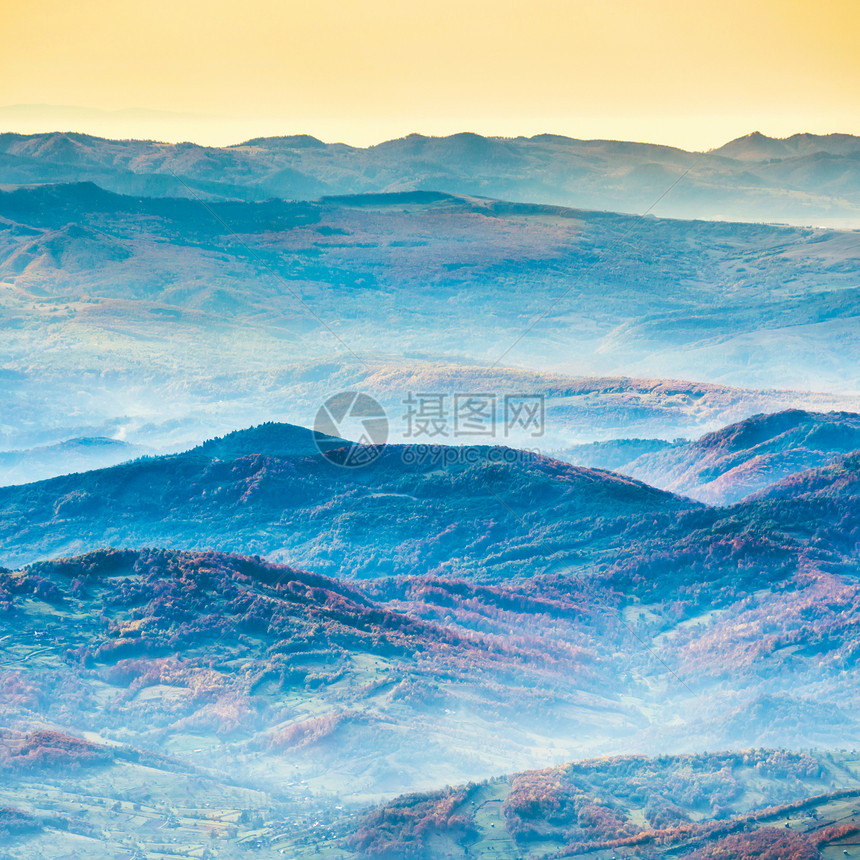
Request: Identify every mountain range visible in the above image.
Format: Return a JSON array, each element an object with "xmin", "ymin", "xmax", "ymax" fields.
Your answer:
[
  {"xmin": 2, "ymin": 130, "xmax": 860, "ymax": 226},
  {"xmin": 0, "ymin": 411, "xmax": 857, "ymax": 846},
  {"xmin": 0, "ymin": 406, "xmax": 857, "ymax": 855}
]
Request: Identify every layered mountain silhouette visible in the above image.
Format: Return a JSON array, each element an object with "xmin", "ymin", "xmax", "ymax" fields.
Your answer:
[
  {"xmin": 1, "ymin": 130, "xmax": 860, "ymax": 225},
  {"xmin": 1, "ymin": 416, "xmax": 859, "ymax": 851},
  {"xmin": 2, "ymin": 123, "xmax": 860, "ymax": 860},
  {"xmin": 0, "ymin": 436, "xmax": 147, "ymax": 486},
  {"xmin": 0, "ymin": 424, "xmax": 692, "ymax": 573}
]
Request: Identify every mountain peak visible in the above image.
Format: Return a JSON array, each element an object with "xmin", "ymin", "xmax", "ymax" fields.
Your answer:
[
  {"xmin": 712, "ymin": 130, "xmax": 860, "ymax": 161},
  {"xmin": 191, "ymin": 421, "xmax": 347, "ymax": 461},
  {"xmin": 233, "ymin": 133, "xmax": 328, "ymax": 149}
]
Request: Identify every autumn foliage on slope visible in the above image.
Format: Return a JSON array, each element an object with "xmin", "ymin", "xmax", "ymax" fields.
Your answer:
[
  {"xmin": 346, "ymin": 787, "xmax": 476, "ymax": 858},
  {"xmin": 502, "ymin": 751, "xmax": 828, "ymax": 847},
  {"xmin": 0, "ymin": 730, "xmax": 112, "ymax": 772},
  {"xmin": 685, "ymin": 823, "xmax": 859, "ymax": 860}
]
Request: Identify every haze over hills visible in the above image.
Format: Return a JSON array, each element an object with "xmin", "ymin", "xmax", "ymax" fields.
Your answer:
[
  {"xmin": 0, "ymin": 427, "xmax": 694, "ymax": 572},
  {"xmin": 6, "ymin": 735, "xmax": 860, "ymax": 857},
  {"xmin": 1, "ymin": 414, "xmax": 858, "ymax": 571},
  {"xmin": 0, "ymin": 436, "xmax": 148, "ymax": 486},
  {"xmin": 0, "ymin": 418, "xmax": 859, "ymax": 855},
  {"xmin": 5, "ymin": 548, "xmax": 621, "ymax": 797},
  {"xmin": 753, "ymin": 450, "xmax": 860, "ymax": 502},
  {"xmin": 2, "ymin": 427, "xmax": 860, "ymax": 844},
  {"xmin": 335, "ymin": 750, "xmax": 860, "ymax": 859},
  {"xmin": 1, "ymin": 129, "xmax": 860, "ymax": 226},
  {"xmin": 0, "ymin": 182, "xmax": 858, "ymax": 453}
]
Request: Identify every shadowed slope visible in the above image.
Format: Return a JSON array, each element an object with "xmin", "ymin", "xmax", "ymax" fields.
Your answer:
[{"xmin": 0, "ymin": 428, "xmax": 691, "ymax": 574}]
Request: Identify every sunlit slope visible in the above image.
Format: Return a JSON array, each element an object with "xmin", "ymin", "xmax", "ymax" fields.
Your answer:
[
  {"xmin": 1, "ymin": 183, "xmax": 858, "ymax": 448},
  {"xmin": 0, "ymin": 186, "xmax": 857, "ymax": 373}
]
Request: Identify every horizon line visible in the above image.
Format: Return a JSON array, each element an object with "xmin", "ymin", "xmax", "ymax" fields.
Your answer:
[{"xmin": 0, "ymin": 117, "xmax": 856, "ymax": 153}]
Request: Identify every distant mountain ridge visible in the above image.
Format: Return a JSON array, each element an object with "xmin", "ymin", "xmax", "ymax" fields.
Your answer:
[
  {"xmin": 560, "ymin": 410, "xmax": 860, "ymax": 504},
  {"xmin": 711, "ymin": 130, "xmax": 860, "ymax": 160},
  {"xmin": 0, "ymin": 436, "xmax": 148, "ymax": 487},
  {"xmin": 1, "ymin": 129, "xmax": 859, "ymax": 225}
]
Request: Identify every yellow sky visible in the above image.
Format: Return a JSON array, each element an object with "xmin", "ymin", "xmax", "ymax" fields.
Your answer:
[{"xmin": 1, "ymin": 0, "xmax": 858, "ymax": 148}]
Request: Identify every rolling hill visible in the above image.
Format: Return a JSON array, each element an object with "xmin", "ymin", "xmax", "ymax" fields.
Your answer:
[
  {"xmin": 6, "ymin": 530, "xmax": 860, "ymax": 855},
  {"xmin": 753, "ymin": 450, "xmax": 860, "ymax": 502},
  {"xmin": 6, "ymin": 739, "xmax": 860, "ymax": 858},
  {"xmin": 330, "ymin": 749, "xmax": 860, "ymax": 859},
  {"xmin": 1, "ymin": 420, "xmax": 859, "ymax": 851},
  {"xmin": 0, "ymin": 544, "xmax": 740, "ymax": 803},
  {"xmin": 0, "ymin": 436, "xmax": 148, "ymax": 487},
  {"xmin": 0, "ymin": 425, "xmax": 693, "ymax": 573},
  {"xmin": 0, "ymin": 415, "xmax": 857, "ymax": 586},
  {"xmin": 0, "ymin": 182, "xmax": 858, "ymax": 453},
  {"xmin": 1, "ymin": 124, "xmax": 859, "ymax": 860}
]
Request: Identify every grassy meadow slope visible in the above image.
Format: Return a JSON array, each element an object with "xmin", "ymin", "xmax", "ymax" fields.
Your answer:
[
  {"xmin": 328, "ymin": 750, "xmax": 860, "ymax": 859},
  {"xmin": 5, "ymin": 736, "xmax": 860, "ymax": 858}
]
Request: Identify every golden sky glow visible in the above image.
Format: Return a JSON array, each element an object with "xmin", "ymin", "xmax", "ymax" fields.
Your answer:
[{"xmin": 1, "ymin": 0, "xmax": 858, "ymax": 148}]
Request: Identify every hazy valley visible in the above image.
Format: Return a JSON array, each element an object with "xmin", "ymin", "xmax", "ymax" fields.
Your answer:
[{"xmin": 0, "ymin": 181, "xmax": 858, "ymax": 455}]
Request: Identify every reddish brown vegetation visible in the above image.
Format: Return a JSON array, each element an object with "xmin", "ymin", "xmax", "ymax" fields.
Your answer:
[
  {"xmin": 0, "ymin": 807, "xmax": 40, "ymax": 840},
  {"xmin": 503, "ymin": 751, "xmax": 831, "ymax": 849},
  {"xmin": 0, "ymin": 730, "xmax": 112, "ymax": 772},
  {"xmin": 267, "ymin": 711, "xmax": 356, "ymax": 750},
  {"xmin": 347, "ymin": 787, "xmax": 476, "ymax": 858},
  {"xmin": 685, "ymin": 826, "xmax": 825, "ymax": 860}
]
